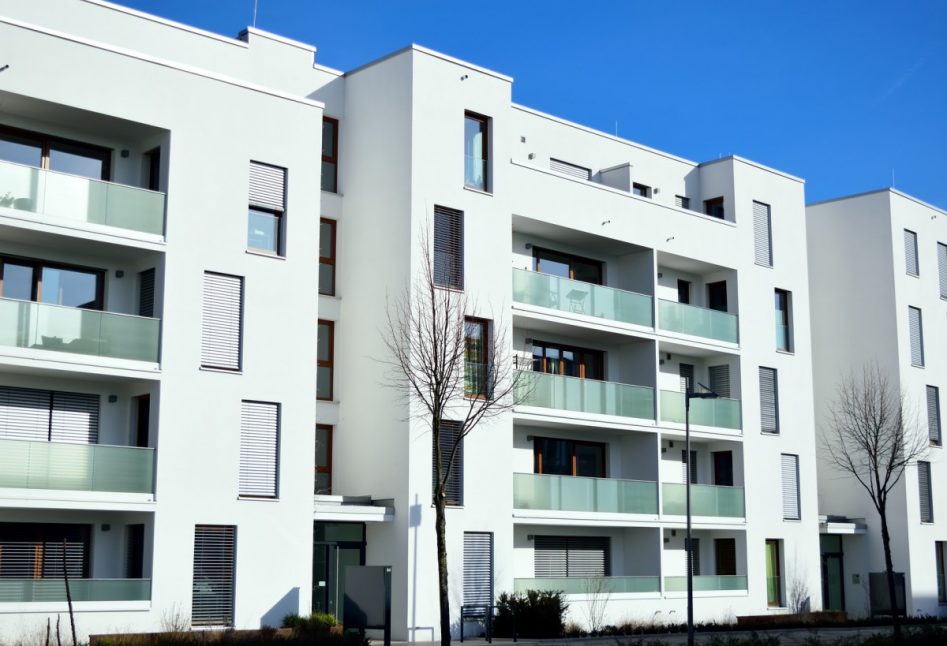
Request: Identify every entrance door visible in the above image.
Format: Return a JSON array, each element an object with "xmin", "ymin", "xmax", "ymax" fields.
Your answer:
[
  {"xmin": 820, "ymin": 535, "xmax": 845, "ymax": 611},
  {"xmin": 313, "ymin": 523, "xmax": 365, "ymax": 621},
  {"xmin": 714, "ymin": 538, "xmax": 736, "ymax": 576},
  {"xmin": 713, "ymin": 451, "xmax": 734, "ymax": 486},
  {"xmin": 706, "ymin": 281, "xmax": 728, "ymax": 312}
]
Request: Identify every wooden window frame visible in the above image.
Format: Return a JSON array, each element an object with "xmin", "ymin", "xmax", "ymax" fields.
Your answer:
[
  {"xmin": 533, "ymin": 436, "xmax": 606, "ymax": 478},
  {"xmin": 703, "ymin": 196, "xmax": 725, "ymax": 219},
  {"xmin": 0, "ymin": 123, "xmax": 111, "ymax": 180},
  {"xmin": 321, "ymin": 116, "xmax": 339, "ymax": 193},
  {"xmin": 0, "ymin": 254, "xmax": 105, "ymax": 310},
  {"xmin": 531, "ymin": 339, "xmax": 605, "ymax": 380},
  {"xmin": 464, "ymin": 111, "xmax": 490, "ymax": 192},
  {"xmin": 532, "ymin": 246, "xmax": 604, "ymax": 285},
  {"xmin": 464, "ymin": 317, "xmax": 491, "ymax": 399},
  {"xmin": 319, "ymin": 218, "xmax": 337, "ymax": 296},
  {"xmin": 315, "ymin": 424, "xmax": 333, "ymax": 495},
  {"xmin": 317, "ymin": 320, "xmax": 334, "ymax": 401}
]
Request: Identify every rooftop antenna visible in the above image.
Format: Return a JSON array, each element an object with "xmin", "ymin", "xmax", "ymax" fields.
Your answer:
[
  {"xmin": 891, "ymin": 168, "xmax": 896, "ymax": 188},
  {"xmin": 614, "ymin": 120, "xmax": 618, "ymax": 137},
  {"xmin": 252, "ymin": 0, "xmax": 259, "ymax": 27}
]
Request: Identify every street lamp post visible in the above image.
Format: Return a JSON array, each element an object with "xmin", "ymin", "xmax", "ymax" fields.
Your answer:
[{"xmin": 685, "ymin": 382, "xmax": 719, "ymax": 646}]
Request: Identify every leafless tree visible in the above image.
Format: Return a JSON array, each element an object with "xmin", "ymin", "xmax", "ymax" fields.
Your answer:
[
  {"xmin": 382, "ymin": 231, "xmax": 522, "ymax": 646},
  {"xmin": 823, "ymin": 362, "xmax": 927, "ymax": 638}
]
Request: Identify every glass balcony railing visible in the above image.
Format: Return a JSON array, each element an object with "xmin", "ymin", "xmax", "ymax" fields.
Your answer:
[
  {"xmin": 0, "ymin": 438, "xmax": 154, "ymax": 494},
  {"xmin": 514, "ymin": 576, "xmax": 660, "ymax": 594},
  {"xmin": 659, "ymin": 390, "xmax": 742, "ymax": 430},
  {"xmin": 513, "ymin": 473, "xmax": 658, "ymax": 515},
  {"xmin": 664, "ymin": 575, "xmax": 748, "ymax": 593},
  {"xmin": 0, "ymin": 578, "xmax": 152, "ymax": 602},
  {"xmin": 661, "ymin": 483, "xmax": 745, "ymax": 517},
  {"xmin": 515, "ymin": 370, "xmax": 655, "ymax": 420},
  {"xmin": 0, "ymin": 159, "xmax": 165, "ymax": 235},
  {"xmin": 512, "ymin": 268, "xmax": 653, "ymax": 328},
  {"xmin": 0, "ymin": 297, "xmax": 160, "ymax": 363},
  {"xmin": 776, "ymin": 323, "xmax": 791, "ymax": 351},
  {"xmin": 658, "ymin": 299, "xmax": 738, "ymax": 344}
]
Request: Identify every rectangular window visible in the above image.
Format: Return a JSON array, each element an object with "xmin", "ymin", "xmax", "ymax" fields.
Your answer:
[
  {"xmin": 464, "ymin": 318, "xmax": 490, "ymax": 398},
  {"xmin": 464, "ymin": 112, "xmax": 489, "ymax": 191},
  {"xmin": 904, "ymin": 230, "xmax": 919, "ymax": 276},
  {"xmin": 909, "ymin": 306, "xmax": 924, "ymax": 367},
  {"xmin": 929, "ymin": 386, "xmax": 942, "ymax": 446},
  {"xmin": 463, "ymin": 532, "xmax": 494, "ymax": 612},
  {"xmin": 675, "ymin": 195, "xmax": 691, "ymax": 210},
  {"xmin": 753, "ymin": 201, "xmax": 773, "ymax": 267},
  {"xmin": 239, "ymin": 401, "xmax": 280, "ymax": 498},
  {"xmin": 679, "ymin": 363, "xmax": 695, "ymax": 394},
  {"xmin": 315, "ymin": 425, "xmax": 332, "ymax": 494},
  {"xmin": 321, "ymin": 116, "xmax": 339, "ymax": 193},
  {"xmin": 433, "ymin": 205, "xmax": 464, "ymax": 289},
  {"xmin": 0, "ymin": 385, "xmax": 99, "ymax": 443},
  {"xmin": 532, "ymin": 340, "xmax": 604, "ymax": 380},
  {"xmin": 714, "ymin": 538, "xmax": 737, "ymax": 576},
  {"xmin": 781, "ymin": 453, "xmax": 800, "ymax": 520},
  {"xmin": 138, "ymin": 268, "xmax": 155, "ymax": 318},
  {"xmin": 759, "ymin": 367, "xmax": 780, "ymax": 434},
  {"xmin": 937, "ymin": 542, "xmax": 947, "ymax": 603},
  {"xmin": 125, "ymin": 524, "xmax": 145, "ymax": 579},
  {"xmin": 248, "ymin": 161, "xmax": 286, "ymax": 255},
  {"xmin": 534, "ymin": 536, "xmax": 609, "ymax": 578},
  {"xmin": 709, "ymin": 364, "xmax": 731, "ymax": 398},
  {"xmin": 192, "ymin": 525, "xmax": 236, "ymax": 627},
  {"xmin": 549, "ymin": 158, "xmax": 591, "ymax": 181},
  {"xmin": 704, "ymin": 196, "xmax": 725, "ymax": 219},
  {"xmin": 533, "ymin": 247, "xmax": 603, "ymax": 284},
  {"xmin": 0, "ymin": 256, "xmax": 104, "ymax": 310},
  {"xmin": 317, "ymin": 320, "xmax": 334, "ymax": 401},
  {"xmin": 0, "ymin": 124, "xmax": 111, "ymax": 180},
  {"xmin": 319, "ymin": 218, "xmax": 337, "ymax": 296},
  {"xmin": 919, "ymin": 460, "xmax": 933, "ymax": 523},
  {"xmin": 0, "ymin": 522, "xmax": 91, "ymax": 579},
  {"xmin": 534, "ymin": 437, "xmax": 606, "ymax": 478},
  {"xmin": 677, "ymin": 279, "xmax": 691, "ymax": 304},
  {"xmin": 632, "ymin": 182, "xmax": 651, "ymax": 198},
  {"xmin": 775, "ymin": 289, "xmax": 792, "ymax": 352},
  {"xmin": 938, "ymin": 243, "xmax": 947, "ymax": 298},
  {"xmin": 201, "ymin": 272, "xmax": 243, "ymax": 371},
  {"xmin": 766, "ymin": 539, "xmax": 783, "ymax": 607},
  {"xmin": 433, "ymin": 419, "xmax": 463, "ymax": 506}
]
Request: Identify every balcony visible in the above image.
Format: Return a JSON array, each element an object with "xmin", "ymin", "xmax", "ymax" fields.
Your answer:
[
  {"xmin": 664, "ymin": 575, "xmax": 747, "ymax": 593},
  {"xmin": 0, "ymin": 159, "xmax": 165, "ymax": 236},
  {"xmin": 659, "ymin": 390, "xmax": 742, "ymax": 430},
  {"xmin": 661, "ymin": 483, "xmax": 745, "ymax": 518},
  {"xmin": 514, "ymin": 576, "xmax": 660, "ymax": 594},
  {"xmin": 512, "ymin": 268, "xmax": 653, "ymax": 328},
  {"xmin": 658, "ymin": 299, "xmax": 738, "ymax": 344},
  {"xmin": 515, "ymin": 370, "xmax": 654, "ymax": 421},
  {"xmin": 513, "ymin": 473, "xmax": 658, "ymax": 515},
  {"xmin": 0, "ymin": 578, "xmax": 151, "ymax": 602},
  {"xmin": 0, "ymin": 439, "xmax": 154, "ymax": 494},
  {"xmin": 0, "ymin": 298, "xmax": 160, "ymax": 363}
]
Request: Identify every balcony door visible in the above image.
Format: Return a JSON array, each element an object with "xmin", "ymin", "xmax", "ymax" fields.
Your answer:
[
  {"xmin": 534, "ymin": 437, "xmax": 605, "ymax": 478},
  {"xmin": 0, "ymin": 125, "xmax": 110, "ymax": 180},
  {"xmin": 532, "ymin": 340, "xmax": 604, "ymax": 380},
  {"xmin": 533, "ymin": 247, "xmax": 603, "ymax": 285},
  {"xmin": 713, "ymin": 451, "xmax": 734, "ymax": 486},
  {"xmin": 0, "ymin": 256, "xmax": 104, "ymax": 310},
  {"xmin": 707, "ymin": 281, "xmax": 728, "ymax": 312}
]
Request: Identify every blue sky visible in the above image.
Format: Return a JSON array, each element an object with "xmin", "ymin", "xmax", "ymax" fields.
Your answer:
[{"xmin": 119, "ymin": 0, "xmax": 947, "ymax": 207}]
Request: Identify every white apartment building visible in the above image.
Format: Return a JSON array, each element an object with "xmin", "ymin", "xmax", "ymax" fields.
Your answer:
[
  {"xmin": 807, "ymin": 189, "xmax": 947, "ymax": 618},
  {"xmin": 0, "ymin": 0, "xmax": 834, "ymax": 641}
]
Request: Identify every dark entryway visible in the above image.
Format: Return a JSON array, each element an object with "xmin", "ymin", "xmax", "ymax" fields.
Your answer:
[{"xmin": 313, "ymin": 522, "xmax": 365, "ymax": 621}]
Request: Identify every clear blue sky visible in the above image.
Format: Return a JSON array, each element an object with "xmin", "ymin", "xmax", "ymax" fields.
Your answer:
[{"xmin": 120, "ymin": 0, "xmax": 947, "ymax": 208}]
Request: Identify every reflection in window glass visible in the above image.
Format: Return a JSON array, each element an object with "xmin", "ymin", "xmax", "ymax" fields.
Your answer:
[
  {"xmin": 48, "ymin": 147, "xmax": 106, "ymax": 180},
  {"xmin": 0, "ymin": 134, "xmax": 42, "ymax": 167},
  {"xmin": 40, "ymin": 266, "xmax": 99, "ymax": 308},
  {"xmin": 317, "ymin": 321, "xmax": 333, "ymax": 400},
  {"xmin": 0, "ymin": 263, "xmax": 34, "ymax": 300},
  {"xmin": 464, "ymin": 113, "xmax": 489, "ymax": 190},
  {"xmin": 247, "ymin": 208, "xmax": 280, "ymax": 254}
]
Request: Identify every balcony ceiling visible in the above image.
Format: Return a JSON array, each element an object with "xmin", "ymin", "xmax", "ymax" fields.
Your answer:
[
  {"xmin": 512, "ymin": 214, "xmax": 649, "ymax": 256},
  {"xmin": 0, "ymin": 221, "xmax": 162, "ymax": 262},
  {"xmin": 658, "ymin": 338, "xmax": 739, "ymax": 358},
  {"xmin": 514, "ymin": 311, "xmax": 653, "ymax": 347},
  {"xmin": 657, "ymin": 250, "xmax": 731, "ymax": 275}
]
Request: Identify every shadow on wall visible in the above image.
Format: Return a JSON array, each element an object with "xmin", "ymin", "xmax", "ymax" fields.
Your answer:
[{"xmin": 262, "ymin": 587, "xmax": 300, "ymax": 628}]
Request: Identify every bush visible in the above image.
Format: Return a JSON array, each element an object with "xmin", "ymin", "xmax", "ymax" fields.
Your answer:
[{"xmin": 493, "ymin": 590, "xmax": 567, "ymax": 639}]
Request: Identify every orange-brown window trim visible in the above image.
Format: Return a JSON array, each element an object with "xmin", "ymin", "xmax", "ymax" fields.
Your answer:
[
  {"xmin": 532, "ymin": 246, "xmax": 604, "ymax": 284},
  {"xmin": 319, "ymin": 218, "xmax": 337, "ymax": 296},
  {"xmin": 533, "ymin": 436, "xmax": 607, "ymax": 477},
  {"xmin": 317, "ymin": 320, "xmax": 334, "ymax": 401},
  {"xmin": 531, "ymin": 339, "xmax": 605, "ymax": 380},
  {"xmin": 315, "ymin": 424, "xmax": 333, "ymax": 494}
]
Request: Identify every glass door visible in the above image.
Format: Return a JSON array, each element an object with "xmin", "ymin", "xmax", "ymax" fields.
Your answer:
[{"xmin": 313, "ymin": 523, "xmax": 366, "ymax": 622}]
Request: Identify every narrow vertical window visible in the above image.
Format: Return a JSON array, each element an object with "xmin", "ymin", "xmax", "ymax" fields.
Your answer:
[
  {"xmin": 928, "ymin": 386, "xmax": 942, "ymax": 446},
  {"xmin": 781, "ymin": 454, "xmax": 800, "ymax": 520},
  {"xmin": 192, "ymin": 525, "xmax": 236, "ymax": 627},
  {"xmin": 919, "ymin": 460, "xmax": 933, "ymax": 523},
  {"xmin": 759, "ymin": 367, "xmax": 780, "ymax": 434},
  {"xmin": 904, "ymin": 229, "xmax": 919, "ymax": 276},
  {"xmin": 319, "ymin": 218, "xmax": 337, "ymax": 296},
  {"xmin": 463, "ymin": 532, "xmax": 494, "ymax": 614},
  {"xmin": 138, "ymin": 268, "xmax": 155, "ymax": 318},
  {"xmin": 433, "ymin": 419, "xmax": 463, "ymax": 506},
  {"xmin": 937, "ymin": 542, "xmax": 947, "ymax": 603},
  {"xmin": 775, "ymin": 289, "xmax": 792, "ymax": 352},
  {"xmin": 938, "ymin": 243, "xmax": 947, "ymax": 298},
  {"xmin": 239, "ymin": 401, "xmax": 280, "ymax": 498},
  {"xmin": 708, "ymin": 365, "xmax": 731, "ymax": 398},
  {"xmin": 201, "ymin": 272, "xmax": 243, "ymax": 371},
  {"xmin": 317, "ymin": 320, "xmax": 334, "ymax": 401},
  {"xmin": 248, "ymin": 161, "xmax": 286, "ymax": 255},
  {"xmin": 909, "ymin": 306, "xmax": 924, "ymax": 367},
  {"xmin": 464, "ymin": 318, "xmax": 490, "ymax": 398},
  {"xmin": 464, "ymin": 112, "xmax": 489, "ymax": 191},
  {"xmin": 753, "ymin": 201, "xmax": 773, "ymax": 267},
  {"xmin": 433, "ymin": 205, "xmax": 464, "ymax": 289},
  {"xmin": 321, "ymin": 116, "xmax": 339, "ymax": 193},
  {"xmin": 315, "ymin": 425, "xmax": 333, "ymax": 494},
  {"xmin": 765, "ymin": 539, "xmax": 783, "ymax": 607}
]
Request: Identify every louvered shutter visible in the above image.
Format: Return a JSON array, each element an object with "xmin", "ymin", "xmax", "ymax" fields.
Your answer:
[
  {"xmin": 679, "ymin": 363, "xmax": 695, "ymax": 393},
  {"xmin": 201, "ymin": 273, "xmax": 243, "ymax": 370},
  {"xmin": 709, "ymin": 365, "xmax": 731, "ymax": 399},
  {"xmin": 904, "ymin": 230, "xmax": 919, "ymax": 276},
  {"xmin": 681, "ymin": 450, "xmax": 698, "ymax": 484},
  {"xmin": 549, "ymin": 158, "xmax": 591, "ymax": 181},
  {"xmin": 240, "ymin": 401, "xmax": 279, "ymax": 498},
  {"xmin": 192, "ymin": 525, "xmax": 236, "ymax": 627},
  {"xmin": 781, "ymin": 454, "xmax": 800, "ymax": 520},
  {"xmin": 928, "ymin": 386, "xmax": 942, "ymax": 445},
  {"xmin": 248, "ymin": 161, "xmax": 285, "ymax": 211},
  {"xmin": 939, "ymin": 243, "xmax": 947, "ymax": 298},
  {"xmin": 675, "ymin": 195, "xmax": 690, "ymax": 209},
  {"xmin": 759, "ymin": 367, "xmax": 779, "ymax": 434},
  {"xmin": 0, "ymin": 524, "xmax": 89, "ymax": 579},
  {"xmin": 534, "ymin": 536, "xmax": 568, "ymax": 577},
  {"xmin": 138, "ymin": 268, "xmax": 155, "ymax": 318},
  {"xmin": 687, "ymin": 537, "xmax": 700, "ymax": 576},
  {"xmin": 909, "ymin": 307, "xmax": 924, "ymax": 366},
  {"xmin": 753, "ymin": 201, "xmax": 773, "ymax": 267},
  {"xmin": 0, "ymin": 386, "xmax": 51, "ymax": 441},
  {"xmin": 434, "ymin": 206, "xmax": 464, "ymax": 290},
  {"xmin": 919, "ymin": 461, "xmax": 933, "ymax": 523},
  {"xmin": 463, "ymin": 532, "xmax": 493, "ymax": 612},
  {"xmin": 534, "ymin": 536, "xmax": 609, "ymax": 577},
  {"xmin": 433, "ymin": 420, "xmax": 463, "ymax": 506},
  {"xmin": 50, "ymin": 392, "xmax": 99, "ymax": 444}
]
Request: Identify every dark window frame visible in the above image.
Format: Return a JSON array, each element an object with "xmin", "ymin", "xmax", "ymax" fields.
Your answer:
[
  {"xmin": 321, "ymin": 116, "xmax": 339, "ymax": 193},
  {"xmin": 317, "ymin": 320, "xmax": 334, "ymax": 401},
  {"xmin": 703, "ymin": 196, "xmax": 725, "ymax": 219},
  {"xmin": 0, "ymin": 253, "xmax": 105, "ymax": 310},
  {"xmin": 533, "ymin": 436, "xmax": 607, "ymax": 478},
  {"xmin": 464, "ymin": 317, "xmax": 491, "ymax": 399},
  {"xmin": 247, "ymin": 205, "xmax": 283, "ymax": 256},
  {"xmin": 766, "ymin": 538, "xmax": 783, "ymax": 607},
  {"xmin": 315, "ymin": 424, "xmax": 333, "ymax": 495},
  {"xmin": 632, "ymin": 182, "xmax": 652, "ymax": 198},
  {"xmin": 0, "ymin": 123, "xmax": 112, "ymax": 180},
  {"xmin": 531, "ymin": 339, "xmax": 605, "ymax": 381},
  {"xmin": 775, "ymin": 288, "xmax": 793, "ymax": 352},
  {"xmin": 433, "ymin": 205, "xmax": 464, "ymax": 290},
  {"xmin": 464, "ymin": 111, "xmax": 490, "ymax": 192},
  {"xmin": 319, "ymin": 218, "xmax": 337, "ymax": 296},
  {"xmin": 434, "ymin": 419, "xmax": 464, "ymax": 507},
  {"xmin": 532, "ymin": 246, "xmax": 604, "ymax": 285}
]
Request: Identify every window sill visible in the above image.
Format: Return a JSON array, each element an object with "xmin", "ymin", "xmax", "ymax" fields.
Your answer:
[
  {"xmin": 755, "ymin": 262, "xmax": 774, "ymax": 269},
  {"xmin": 761, "ymin": 431, "xmax": 781, "ymax": 437},
  {"xmin": 776, "ymin": 349, "xmax": 795, "ymax": 356},
  {"xmin": 237, "ymin": 496, "xmax": 279, "ymax": 502},
  {"xmin": 912, "ymin": 364, "xmax": 926, "ymax": 369},
  {"xmin": 783, "ymin": 518, "xmax": 801, "ymax": 523},
  {"xmin": 931, "ymin": 442, "xmax": 942, "ymax": 448},
  {"xmin": 200, "ymin": 366, "xmax": 243, "ymax": 375},
  {"xmin": 246, "ymin": 249, "xmax": 286, "ymax": 260},
  {"xmin": 463, "ymin": 185, "xmax": 492, "ymax": 197},
  {"xmin": 318, "ymin": 291, "xmax": 340, "ymax": 299}
]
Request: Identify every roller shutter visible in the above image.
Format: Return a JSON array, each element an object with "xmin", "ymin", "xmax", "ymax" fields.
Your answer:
[
  {"xmin": 239, "ymin": 401, "xmax": 279, "ymax": 498},
  {"xmin": 434, "ymin": 206, "xmax": 464, "ymax": 290},
  {"xmin": 759, "ymin": 367, "xmax": 779, "ymax": 434},
  {"xmin": 138, "ymin": 268, "xmax": 155, "ymax": 318},
  {"xmin": 549, "ymin": 158, "xmax": 591, "ymax": 181},
  {"xmin": 201, "ymin": 273, "xmax": 243, "ymax": 370},
  {"xmin": 433, "ymin": 420, "xmax": 463, "ymax": 506},
  {"xmin": 904, "ymin": 230, "xmax": 919, "ymax": 276},
  {"xmin": 534, "ymin": 536, "xmax": 609, "ymax": 577},
  {"xmin": 781, "ymin": 454, "xmax": 800, "ymax": 520},
  {"xmin": 938, "ymin": 243, "xmax": 947, "ymax": 298},
  {"xmin": 463, "ymin": 532, "xmax": 493, "ymax": 612},
  {"xmin": 909, "ymin": 307, "xmax": 924, "ymax": 366},
  {"xmin": 753, "ymin": 201, "xmax": 773, "ymax": 267},
  {"xmin": 192, "ymin": 525, "xmax": 236, "ymax": 627},
  {"xmin": 919, "ymin": 461, "xmax": 933, "ymax": 523},
  {"xmin": 928, "ymin": 386, "xmax": 942, "ymax": 445},
  {"xmin": 0, "ymin": 387, "xmax": 98, "ymax": 443},
  {"xmin": 248, "ymin": 161, "xmax": 285, "ymax": 211},
  {"xmin": 709, "ymin": 365, "xmax": 731, "ymax": 399}
]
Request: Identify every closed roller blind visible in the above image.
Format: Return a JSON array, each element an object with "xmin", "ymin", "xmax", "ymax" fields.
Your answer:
[
  {"xmin": 753, "ymin": 201, "xmax": 773, "ymax": 267},
  {"xmin": 239, "ymin": 401, "xmax": 279, "ymax": 498},
  {"xmin": 202, "ymin": 273, "xmax": 243, "ymax": 370},
  {"xmin": 0, "ymin": 523, "xmax": 89, "ymax": 579},
  {"xmin": 687, "ymin": 537, "xmax": 700, "ymax": 575},
  {"xmin": 675, "ymin": 195, "xmax": 690, "ymax": 209},
  {"xmin": 0, "ymin": 386, "xmax": 52, "ymax": 441},
  {"xmin": 781, "ymin": 454, "xmax": 800, "ymax": 520},
  {"xmin": 709, "ymin": 365, "xmax": 731, "ymax": 399},
  {"xmin": 549, "ymin": 158, "xmax": 591, "ymax": 181},
  {"xmin": 938, "ymin": 243, "xmax": 947, "ymax": 298},
  {"xmin": 679, "ymin": 363, "xmax": 694, "ymax": 393},
  {"xmin": 433, "ymin": 420, "xmax": 463, "ymax": 506},
  {"xmin": 138, "ymin": 268, "xmax": 155, "ymax": 318},
  {"xmin": 909, "ymin": 307, "xmax": 924, "ymax": 366},
  {"xmin": 50, "ymin": 392, "xmax": 99, "ymax": 444},
  {"xmin": 928, "ymin": 386, "xmax": 942, "ymax": 445},
  {"xmin": 434, "ymin": 206, "xmax": 464, "ymax": 290},
  {"xmin": 463, "ymin": 532, "xmax": 494, "ymax": 611},
  {"xmin": 904, "ymin": 230, "xmax": 919, "ymax": 276},
  {"xmin": 919, "ymin": 461, "xmax": 933, "ymax": 523},
  {"xmin": 759, "ymin": 367, "xmax": 779, "ymax": 434},
  {"xmin": 248, "ymin": 161, "xmax": 285, "ymax": 211},
  {"xmin": 192, "ymin": 525, "xmax": 236, "ymax": 627},
  {"xmin": 534, "ymin": 536, "xmax": 609, "ymax": 577}
]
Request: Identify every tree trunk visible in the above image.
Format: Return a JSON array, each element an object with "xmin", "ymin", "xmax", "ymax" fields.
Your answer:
[
  {"xmin": 879, "ymin": 507, "xmax": 902, "ymax": 640},
  {"xmin": 435, "ymin": 494, "xmax": 451, "ymax": 646}
]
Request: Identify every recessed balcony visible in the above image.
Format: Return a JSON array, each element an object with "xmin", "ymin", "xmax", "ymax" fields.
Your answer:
[
  {"xmin": 515, "ymin": 370, "xmax": 655, "ymax": 421},
  {"xmin": 0, "ymin": 578, "xmax": 151, "ymax": 602},
  {"xmin": 661, "ymin": 483, "xmax": 745, "ymax": 518},
  {"xmin": 513, "ymin": 473, "xmax": 658, "ymax": 515},
  {"xmin": 657, "ymin": 299, "xmax": 738, "ymax": 344}
]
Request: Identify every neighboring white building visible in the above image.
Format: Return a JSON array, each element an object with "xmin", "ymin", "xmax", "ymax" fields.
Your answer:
[{"xmin": 807, "ymin": 189, "xmax": 947, "ymax": 619}]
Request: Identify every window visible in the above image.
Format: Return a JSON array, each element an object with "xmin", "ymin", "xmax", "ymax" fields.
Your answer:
[
  {"xmin": 533, "ymin": 247, "xmax": 603, "ymax": 284},
  {"xmin": 909, "ymin": 306, "xmax": 924, "ymax": 367},
  {"xmin": 549, "ymin": 158, "xmax": 591, "ymax": 181},
  {"xmin": 433, "ymin": 205, "xmax": 464, "ymax": 289},
  {"xmin": 759, "ymin": 367, "xmax": 780, "ymax": 434},
  {"xmin": 775, "ymin": 289, "xmax": 792, "ymax": 352},
  {"xmin": 919, "ymin": 460, "xmax": 933, "ymax": 523},
  {"xmin": 464, "ymin": 318, "xmax": 490, "ymax": 398},
  {"xmin": 904, "ymin": 230, "xmax": 919, "ymax": 276},
  {"xmin": 766, "ymin": 539, "xmax": 783, "ymax": 607},
  {"xmin": 532, "ymin": 340, "xmax": 604, "ymax": 380},
  {"xmin": 633, "ymin": 182, "xmax": 651, "ymax": 198},
  {"xmin": 937, "ymin": 542, "xmax": 947, "ymax": 603},
  {"xmin": 534, "ymin": 437, "xmax": 606, "ymax": 477},
  {"xmin": 929, "ymin": 386, "xmax": 942, "ymax": 446},
  {"xmin": 247, "ymin": 161, "xmax": 286, "ymax": 255},
  {"xmin": 201, "ymin": 272, "xmax": 244, "ymax": 371},
  {"xmin": 679, "ymin": 363, "xmax": 695, "ymax": 393},
  {"xmin": 0, "ymin": 522, "xmax": 91, "ymax": 579},
  {"xmin": 781, "ymin": 453, "xmax": 800, "ymax": 520},
  {"xmin": 126, "ymin": 524, "xmax": 145, "ymax": 578},
  {"xmin": 315, "ymin": 425, "xmax": 332, "ymax": 494},
  {"xmin": 321, "ymin": 116, "xmax": 339, "ymax": 193},
  {"xmin": 686, "ymin": 537, "xmax": 700, "ymax": 575},
  {"xmin": 0, "ymin": 124, "xmax": 111, "ymax": 180},
  {"xmin": 192, "ymin": 525, "xmax": 236, "ymax": 627},
  {"xmin": 464, "ymin": 112, "xmax": 489, "ymax": 191},
  {"xmin": 239, "ymin": 401, "xmax": 280, "ymax": 498},
  {"xmin": 714, "ymin": 538, "xmax": 737, "ymax": 576},
  {"xmin": 938, "ymin": 243, "xmax": 947, "ymax": 298},
  {"xmin": 704, "ymin": 196, "xmax": 725, "ymax": 219},
  {"xmin": 463, "ymin": 532, "xmax": 494, "ymax": 613},
  {"xmin": 677, "ymin": 279, "xmax": 691, "ymax": 304},
  {"xmin": 0, "ymin": 255, "xmax": 104, "ymax": 309},
  {"xmin": 709, "ymin": 364, "xmax": 731, "ymax": 398},
  {"xmin": 144, "ymin": 147, "xmax": 161, "ymax": 191},
  {"xmin": 0, "ymin": 385, "xmax": 99, "ymax": 443},
  {"xmin": 753, "ymin": 201, "xmax": 773, "ymax": 267},
  {"xmin": 433, "ymin": 419, "xmax": 463, "ymax": 506},
  {"xmin": 675, "ymin": 195, "xmax": 691, "ymax": 210},
  {"xmin": 319, "ymin": 218, "xmax": 337, "ymax": 296},
  {"xmin": 138, "ymin": 268, "xmax": 155, "ymax": 318},
  {"xmin": 534, "ymin": 536, "xmax": 609, "ymax": 578},
  {"xmin": 707, "ymin": 281, "xmax": 728, "ymax": 312},
  {"xmin": 317, "ymin": 320, "xmax": 334, "ymax": 401}
]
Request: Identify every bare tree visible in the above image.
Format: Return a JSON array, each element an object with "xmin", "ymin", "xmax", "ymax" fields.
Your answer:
[
  {"xmin": 823, "ymin": 362, "xmax": 927, "ymax": 638},
  {"xmin": 382, "ymin": 231, "xmax": 521, "ymax": 646}
]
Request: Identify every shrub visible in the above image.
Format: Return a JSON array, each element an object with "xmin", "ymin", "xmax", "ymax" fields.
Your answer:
[{"xmin": 493, "ymin": 590, "xmax": 567, "ymax": 639}]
